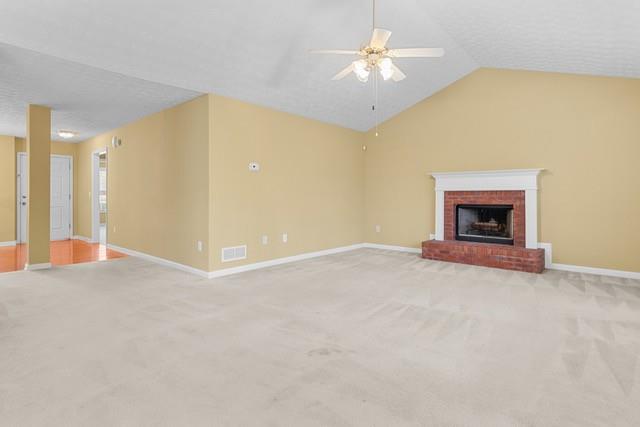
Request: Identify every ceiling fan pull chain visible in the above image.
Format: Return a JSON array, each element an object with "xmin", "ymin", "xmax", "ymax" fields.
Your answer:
[{"xmin": 374, "ymin": 69, "xmax": 379, "ymax": 137}]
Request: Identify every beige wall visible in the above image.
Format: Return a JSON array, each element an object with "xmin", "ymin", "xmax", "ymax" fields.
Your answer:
[
  {"xmin": 208, "ymin": 94, "xmax": 365, "ymax": 271},
  {"xmin": 364, "ymin": 68, "xmax": 640, "ymax": 272},
  {"xmin": 26, "ymin": 105, "xmax": 52, "ymax": 265},
  {"xmin": 15, "ymin": 137, "xmax": 77, "ymax": 156},
  {"xmin": 0, "ymin": 136, "xmax": 16, "ymax": 242},
  {"xmin": 76, "ymin": 95, "xmax": 211, "ymax": 270},
  {"xmin": 70, "ymin": 94, "xmax": 364, "ymax": 272},
  {"xmin": 7, "ymin": 68, "xmax": 633, "ymax": 273}
]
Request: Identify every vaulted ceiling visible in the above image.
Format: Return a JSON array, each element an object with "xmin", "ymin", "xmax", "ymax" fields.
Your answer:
[
  {"xmin": 0, "ymin": 0, "xmax": 638, "ymax": 141},
  {"xmin": 0, "ymin": 43, "xmax": 199, "ymax": 142}
]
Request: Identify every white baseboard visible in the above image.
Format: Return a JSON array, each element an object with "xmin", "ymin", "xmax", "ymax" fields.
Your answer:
[
  {"xmin": 106, "ymin": 244, "xmax": 211, "ymax": 278},
  {"xmin": 362, "ymin": 243, "xmax": 421, "ymax": 254},
  {"xmin": 208, "ymin": 244, "xmax": 366, "ymax": 278},
  {"xmin": 106, "ymin": 240, "xmax": 640, "ymax": 282},
  {"xmin": 547, "ymin": 263, "xmax": 640, "ymax": 280},
  {"xmin": 107, "ymin": 242, "xmax": 366, "ymax": 279},
  {"xmin": 73, "ymin": 235, "xmax": 93, "ymax": 243},
  {"xmin": 537, "ymin": 242, "xmax": 640, "ymax": 280},
  {"xmin": 0, "ymin": 240, "xmax": 17, "ymax": 247},
  {"xmin": 25, "ymin": 263, "xmax": 52, "ymax": 271}
]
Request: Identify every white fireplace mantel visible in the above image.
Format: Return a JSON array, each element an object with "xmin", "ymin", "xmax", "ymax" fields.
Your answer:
[{"xmin": 431, "ymin": 169, "xmax": 544, "ymax": 249}]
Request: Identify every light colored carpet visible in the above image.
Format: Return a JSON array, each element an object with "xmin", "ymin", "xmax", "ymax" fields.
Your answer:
[{"xmin": 1, "ymin": 249, "xmax": 639, "ymax": 426}]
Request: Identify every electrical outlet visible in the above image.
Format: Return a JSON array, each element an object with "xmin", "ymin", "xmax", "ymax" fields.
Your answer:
[
  {"xmin": 261, "ymin": 235, "xmax": 268, "ymax": 245},
  {"xmin": 282, "ymin": 233, "xmax": 288, "ymax": 243},
  {"xmin": 197, "ymin": 240, "xmax": 203, "ymax": 252},
  {"xmin": 113, "ymin": 226, "xmax": 116, "ymax": 233},
  {"xmin": 375, "ymin": 225, "xmax": 381, "ymax": 233}
]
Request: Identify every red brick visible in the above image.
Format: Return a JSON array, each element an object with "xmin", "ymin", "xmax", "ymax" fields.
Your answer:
[
  {"xmin": 421, "ymin": 240, "xmax": 545, "ymax": 273},
  {"xmin": 443, "ymin": 190, "xmax": 526, "ymax": 247}
]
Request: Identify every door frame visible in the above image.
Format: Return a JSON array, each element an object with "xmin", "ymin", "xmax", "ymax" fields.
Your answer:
[
  {"xmin": 16, "ymin": 152, "xmax": 73, "ymax": 243},
  {"xmin": 91, "ymin": 148, "xmax": 107, "ymax": 244},
  {"xmin": 16, "ymin": 152, "xmax": 27, "ymax": 244}
]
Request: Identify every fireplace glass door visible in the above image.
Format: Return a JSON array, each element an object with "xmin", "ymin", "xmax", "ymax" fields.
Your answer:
[{"xmin": 456, "ymin": 204, "xmax": 514, "ymax": 245}]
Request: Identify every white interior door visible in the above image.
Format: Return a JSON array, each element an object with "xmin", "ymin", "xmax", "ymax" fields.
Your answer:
[
  {"xmin": 50, "ymin": 156, "xmax": 71, "ymax": 241},
  {"xmin": 16, "ymin": 153, "xmax": 28, "ymax": 243}
]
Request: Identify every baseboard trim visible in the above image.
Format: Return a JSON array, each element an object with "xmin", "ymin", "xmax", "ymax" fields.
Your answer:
[
  {"xmin": 106, "ymin": 242, "xmax": 366, "ymax": 279},
  {"xmin": 547, "ymin": 263, "xmax": 640, "ymax": 280},
  {"xmin": 536, "ymin": 242, "xmax": 640, "ymax": 280},
  {"xmin": 362, "ymin": 243, "xmax": 422, "ymax": 254},
  {"xmin": 0, "ymin": 240, "xmax": 17, "ymax": 247},
  {"xmin": 72, "ymin": 235, "xmax": 93, "ymax": 243},
  {"xmin": 106, "ymin": 244, "xmax": 211, "ymax": 278},
  {"xmin": 25, "ymin": 262, "xmax": 52, "ymax": 271},
  {"xmin": 106, "ymin": 241, "xmax": 640, "ymax": 281},
  {"xmin": 208, "ymin": 244, "xmax": 366, "ymax": 278}
]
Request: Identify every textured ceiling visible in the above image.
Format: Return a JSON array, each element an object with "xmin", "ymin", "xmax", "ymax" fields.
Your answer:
[
  {"xmin": 422, "ymin": 0, "xmax": 640, "ymax": 78},
  {"xmin": 0, "ymin": 43, "xmax": 200, "ymax": 142},
  {"xmin": 0, "ymin": 0, "xmax": 638, "ymax": 138},
  {"xmin": 0, "ymin": 0, "xmax": 477, "ymax": 134}
]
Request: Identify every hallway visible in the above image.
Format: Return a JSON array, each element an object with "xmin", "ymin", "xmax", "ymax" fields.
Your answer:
[{"xmin": 0, "ymin": 240, "xmax": 126, "ymax": 273}]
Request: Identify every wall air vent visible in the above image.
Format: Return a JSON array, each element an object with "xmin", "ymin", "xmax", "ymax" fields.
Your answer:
[{"xmin": 221, "ymin": 245, "xmax": 247, "ymax": 263}]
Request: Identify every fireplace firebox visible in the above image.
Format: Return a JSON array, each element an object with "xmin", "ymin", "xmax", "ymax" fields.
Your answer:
[
  {"xmin": 456, "ymin": 204, "xmax": 514, "ymax": 246},
  {"xmin": 424, "ymin": 172, "xmax": 545, "ymax": 273}
]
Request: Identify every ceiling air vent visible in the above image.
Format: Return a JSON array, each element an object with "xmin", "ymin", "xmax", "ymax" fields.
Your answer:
[{"xmin": 221, "ymin": 245, "xmax": 247, "ymax": 263}]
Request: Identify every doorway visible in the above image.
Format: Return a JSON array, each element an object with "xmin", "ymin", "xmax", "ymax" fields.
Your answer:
[
  {"xmin": 50, "ymin": 155, "xmax": 73, "ymax": 241},
  {"xmin": 92, "ymin": 149, "xmax": 108, "ymax": 244},
  {"xmin": 16, "ymin": 153, "xmax": 27, "ymax": 243},
  {"xmin": 16, "ymin": 153, "xmax": 73, "ymax": 243}
]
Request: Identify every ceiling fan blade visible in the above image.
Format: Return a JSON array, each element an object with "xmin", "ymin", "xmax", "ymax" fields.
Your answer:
[
  {"xmin": 310, "ymin": 49, "xmax": 360, "ymax": 55},
  {"xmin": 387, "ymin": 48, "xmax": 445, "ymax": 58},
  {"xmin": 369, "ymin": 28, "xmax": 392, "ymax": 49},
  {"xmin": 332, "ymin": 63, "xmax": 355, "ymax": 80},
  {"xmin": 390, "ymin": 63, "xmax": 406, "ymax": 82}
]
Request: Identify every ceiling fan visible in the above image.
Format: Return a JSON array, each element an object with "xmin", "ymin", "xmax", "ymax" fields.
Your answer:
[{"xmin": 311, "ymin": 0, "xmax": 444, "ymax": 83}]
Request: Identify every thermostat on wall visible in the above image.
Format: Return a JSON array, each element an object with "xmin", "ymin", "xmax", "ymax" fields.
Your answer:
[{"xmin": 248, "ymin": 162, "xmax": 260, "ymax": 172}]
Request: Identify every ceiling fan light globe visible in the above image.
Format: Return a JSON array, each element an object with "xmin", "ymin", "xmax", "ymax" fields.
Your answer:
[
  {"xmin": 380, "ymin": 68, "xmax": 394, "ymax": 81},
  {"xmin": 353, "ymin": 60, "xmax": 370, "ymax": 82},
  {"xmin": 353, "ymin": 59, "xmax": 368, "ymax": 72},
  {"xmin": 378, "ymin": 57, "xmax": 394, "ymax": 80},
  {"xmin": 378, "ymin": 57, "xmax": 393, "ymax": 71},
  {"xmin": 356, "ymin": 72, "xmax": 369, "ymax": 83}
]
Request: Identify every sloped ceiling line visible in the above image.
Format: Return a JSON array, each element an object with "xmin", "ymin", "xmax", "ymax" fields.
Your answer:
[{"xmin": 0, "ymin": 0, "xmax": 638, "ymax": 140}]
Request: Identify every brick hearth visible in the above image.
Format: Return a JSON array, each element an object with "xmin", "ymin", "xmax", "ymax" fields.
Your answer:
[
  {"xmin": 422, "ymin": 240, "xmax": 545, "ymax": 273},
  {"xmin": 423, "ymin": 188, "xmax": 545, "ymax": 273}
]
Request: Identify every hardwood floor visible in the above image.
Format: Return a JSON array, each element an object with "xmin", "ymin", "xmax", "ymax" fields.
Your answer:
[{"xmin": 0, "ymin": 239, "xmax": 126, "ymax": 272}]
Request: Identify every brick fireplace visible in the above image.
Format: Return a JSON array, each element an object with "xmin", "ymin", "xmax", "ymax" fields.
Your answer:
[
  {"xmin": 422, "ymin": 169, "xmax": 545, "ymax": 273},
  {"xmin": 445, "ymin": 191, "xmax": 525, "ymax": 246}
]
